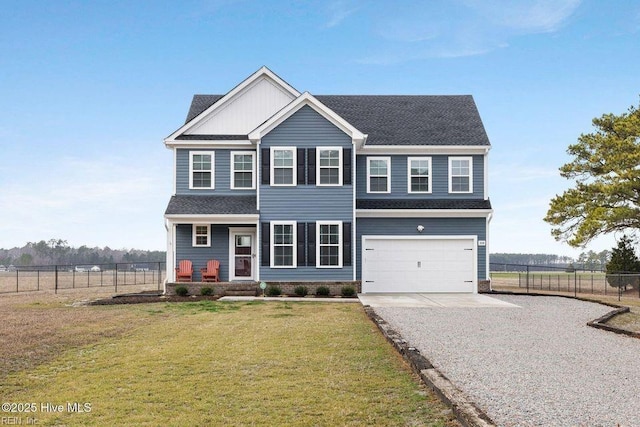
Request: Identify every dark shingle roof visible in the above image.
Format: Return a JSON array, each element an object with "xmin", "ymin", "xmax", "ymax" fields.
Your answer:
[
  {"xmin": 185, "ymin": 95, "xmax": 224, "ymax": 124},
  {"xmin": 356, "ymin": 199, "xmax": 492, "ymax": 210},
  {"xmin": 184, "ymin": 94, "xmax": 490, "ymax": 146},
  {"xmin": 165, "ymin": 195, "xmax": 258, "ymax": 215},
  {"xmin": 316, "ymin": 95, "xmax": 489, "ymax": 146}
]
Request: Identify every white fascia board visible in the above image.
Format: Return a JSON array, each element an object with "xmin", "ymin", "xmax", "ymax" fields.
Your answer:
[
  {"xmin": 164, "ymin": 140, "xmax": 255, "ymax": 149},
  {"xmin": 248, "ymin": 92, "xmax": 365, "ymax": 142},
  {"xmin": 357, "ymin": 145, "xmax": 490, "ymax": 155},
  {"xmin": 164, "ymin": 214, "xmax": 259, "ymax": 224},
  {"xmin": 164, "ymin": 67, "xmax": 300, "ymax": 143},
  {"xmin": 356, "ymin": 209, "xmax": 493, "ymax": 218}
]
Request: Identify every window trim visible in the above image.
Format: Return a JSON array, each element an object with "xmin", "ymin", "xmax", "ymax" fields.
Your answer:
[
  {"xmin": 270, "ymin": 221, "xmax": 297, "ymax": 268},
  {"xmin": 270, "ymin": 147, "xmax": 297, "ymax": 187},
  {"xmin": 316, "ymin": 220, "xmax": 343, "ymax": 269},
  {"xmin": 189, "ymin": 151, "xmax": 215, "ymax": 190},
  {"xmin": 366, "ymin": 156, "xmax": 391, "ymax": 193},
  {"xmin": 448, "ymin": 156, "xmax": 473, "ymax": 194},
  {"xmin": 407, "ymin": 157, "xmax": 432, "ymax": 194},
  {"xmin": 316, "ymin": 147, "xmax": 343, "ymax": 187},
  {"xmin": 192, "ymin": 224, "xmax": 211, "ymax": 247},
  {"xmin": 230, "ymin": 151, "xmax": 256, "ymax": 190}
]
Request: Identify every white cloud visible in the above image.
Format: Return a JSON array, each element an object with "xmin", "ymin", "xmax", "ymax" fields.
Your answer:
[
  {"xmin": 464, "ymin": 0, "xmax": 581, "ymax": 33},
  {"xmin": 325, "ymin": 0, "xmax": 360, "ymax": 28},
  {"xmin": 0, "ymin": 154, "xmax": 169, "ymax": 250},
  {"xmin": 356, "ymin": 0, "xmax": 582, "ymax": 63}
]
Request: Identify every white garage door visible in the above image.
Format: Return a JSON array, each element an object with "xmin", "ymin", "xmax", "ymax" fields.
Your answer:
[{"xmin": 362, "ymin": 236, "xmax": 477, "ymax": 293}]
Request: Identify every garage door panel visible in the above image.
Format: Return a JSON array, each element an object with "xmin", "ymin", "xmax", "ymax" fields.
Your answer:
[{"xmin": 362, "ymin": 237, "xmax": 476, "ymax": 293}]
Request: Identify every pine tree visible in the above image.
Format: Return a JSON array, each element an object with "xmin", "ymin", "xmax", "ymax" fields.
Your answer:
[{"xmin": 605, "ymin": 235, "xmax": 640, "ymax": 289}]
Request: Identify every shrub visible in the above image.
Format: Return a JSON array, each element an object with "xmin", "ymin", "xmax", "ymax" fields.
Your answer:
[
  {"xmin": 266, "ymin": 285, "xmax": 282, "ymax": 296},
  {"xmin": 175, "ymin": 285, "xmax": 189, "ymax": 296},
  {"xmin": 294, "ymin": 286, "xmax": 308, "ymax": 297},
  {"xmin": 316, "ymin": 286, "xmax": 330, "ymax": 297},
  {"xmin": 341, "ymin": 285, "xmax": 356, "ymax": 297},
  {"xmin": 200, "ymin": 287, "xmax": 214, "ymax": 296}
]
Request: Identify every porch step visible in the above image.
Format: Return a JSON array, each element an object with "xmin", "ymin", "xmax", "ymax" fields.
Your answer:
[{"xmin": 221, "ymin": 282, "xmax": 258, "ymax": 297}]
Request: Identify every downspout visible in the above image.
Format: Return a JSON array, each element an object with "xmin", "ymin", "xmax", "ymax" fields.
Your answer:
[
  {"xmin": 486, "ymin": 212, "xmax": 493, "ymax": 288},
  {"xmin": 164, "ymin": 218, "xmax": 174, "ymax": 293}
]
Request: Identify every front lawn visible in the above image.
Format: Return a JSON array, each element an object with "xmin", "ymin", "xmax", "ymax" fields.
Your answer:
[{"xmin": 1, "ymin": 299, "xmax": 456, "ymax": 426}]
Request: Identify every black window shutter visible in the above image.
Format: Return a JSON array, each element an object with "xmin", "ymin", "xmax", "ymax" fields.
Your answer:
[
  {"xmin": 297, "ymin": 223, "xmax": 306, "ymax": 266},
  {"xmin": 297, "ymin": 148, "xmax": 306, "ymax": 185},
  {"xmin": 343, "ymin": 148, "xmax": 352, "ymax": 185},
  {"xmin": 261, "ymin": 222, "xmax": 270, "ymax": 266},
  {"xmin": 261, "ymin": 148, "xmax": 270, "ymax": 185},
  {"xmin": 307, "ymin": 222, "xmax": 316, "ymax": 267},
  {"xmin": 343, "ymin": 222, "xmax": 352, "ymax": 266},
  {"xmin": 307, "ymin": 148, "xmax": 316, "ymax": 185}
]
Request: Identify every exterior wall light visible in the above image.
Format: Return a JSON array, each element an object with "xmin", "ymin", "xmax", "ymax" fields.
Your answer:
[{"xmin": 417, "ymin": 225, "xmax": 425, "ymax": 233}]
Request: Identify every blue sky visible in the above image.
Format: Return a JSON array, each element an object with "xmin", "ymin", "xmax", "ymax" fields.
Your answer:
[{"xmin": 1, "ymin": 0, "xmax": 638, "ymax": 256}]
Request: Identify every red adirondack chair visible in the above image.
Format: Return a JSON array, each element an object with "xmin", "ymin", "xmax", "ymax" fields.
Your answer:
[
  {"xmin": 200, "ymin": 259, "xmax": 220, "ymax": 282},
  {"xmin": 175, "ymin": 260, "xmax": 193, "ymax": 282}
]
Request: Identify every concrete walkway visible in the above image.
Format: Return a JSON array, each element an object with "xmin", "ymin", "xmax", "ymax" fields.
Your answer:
[{"xmin": 358, "ymin": 293, "xmax": 520, "ymax": 308}]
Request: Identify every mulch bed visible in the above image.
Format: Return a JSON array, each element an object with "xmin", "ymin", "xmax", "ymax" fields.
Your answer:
[{"xmin": 90, "ymin": 294, "xmax": 220, "ymax": 305}]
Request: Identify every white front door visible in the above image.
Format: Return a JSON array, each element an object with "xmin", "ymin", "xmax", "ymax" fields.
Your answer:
[{"xmin": 229, "ymin": 228, "xmax": 256, "ymax": 281}]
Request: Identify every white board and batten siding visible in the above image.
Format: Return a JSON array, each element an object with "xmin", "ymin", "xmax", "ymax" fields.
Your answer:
[
  {"xmin": 361, "ymin": 236, "xmax": 477, "ymax": 293},
  {"xmin": 184, "ymin": 77, "xmax": 296, "ymax": 136}
]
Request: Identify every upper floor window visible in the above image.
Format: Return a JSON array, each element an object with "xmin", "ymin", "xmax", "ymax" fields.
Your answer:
[
  {"xmin": 231, "ymin": 152, "xmax": 255, "ymax": 189},
  {"xmin": 271, "ymin": 221, "xmax": 296, "ymax": 268},
  {"xmin": 317, "ymin": 148, "xmax": 342, "ymax": 186},
  {"xmin": 192, "ymin": 224, "xmax": 210, "ymax": 247},
  {"xmin": 317, "ymin": 221, "xmax": 342, "ymax": 268},
  {"xmin": 367, "ymin": 157, "xmax": 391, "ymax": 193},
  {"xmin": 270, "ymin": 147, "xmax": 296, "ymax": 186},
  {"xmin": 189, "ymin": 151, "xmax": 214, "ymax": 189},
  {"xmin": 408, "ymin": 157, "xmax": 431, "ymax": 193},
  {"xmin": 449, "ymin": 157, "xmax": 473, "ymax": 193}
]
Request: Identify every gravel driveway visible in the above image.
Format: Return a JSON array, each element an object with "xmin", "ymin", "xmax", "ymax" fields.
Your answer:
[{"xmin": 374, "ymin": 294, "xmax": 640, "ymax": 427}]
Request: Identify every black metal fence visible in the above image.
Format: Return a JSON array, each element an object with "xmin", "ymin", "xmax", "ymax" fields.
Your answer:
[
  {"xmin": 0, "ymin": 261, "xmax": 166, "ymax": 295},
  {"xmin": 490, "ymin": 263, "xmax": 640, "ymax": 301}
]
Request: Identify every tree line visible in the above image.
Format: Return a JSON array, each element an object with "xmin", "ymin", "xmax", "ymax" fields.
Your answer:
[
  {"xmin": 0, "ymin": 239, "xmax": 165, "ymax": 267},
  {"xmin": 491, "ymin": 250, "xmax": 611, "ymax": 271}
]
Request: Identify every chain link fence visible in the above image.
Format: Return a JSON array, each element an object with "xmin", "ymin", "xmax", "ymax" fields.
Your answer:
[
  {"xmin": 0, "ymin": 261, "xmax": 165, "ymax": 295},
  {"xmin": 490, "ymin": 263, "xmax": 640, "ymax": 300}
]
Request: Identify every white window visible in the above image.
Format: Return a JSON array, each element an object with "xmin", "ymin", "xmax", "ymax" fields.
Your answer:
[
  {"xmin": 317, "ymin": 147, "xmax": 342, "ymax": 186},
  {"xmin": 408, "ymin": 157, "xmax": 432, "ymax": 193},
  {"xmin": 270, "ymin": 221, "xmax": 296, "ymax": 268},
  {"xmin": 270, "ymin": 147, "xmax": 296, "ymax": 186},
  {"xmin": 317, "ymin": 221, "xmax": 342, "ymax": 268},
  {"xmin": 449, "ymin": 157, "xmax": 473, "ymax": 193},
  {"xmin": 367, "ymin": 157, "xmax": 391, "ymax": 193},
  {"xmin": 230, "ymin": 151, "xmax": 255, "ymax": 189},
  {"xmin": 189, "ymin": 151, "xmax": 215, "ymax": 189},
  {"xmin": 192, "ymin": 224, "xmax": 210, "ymax": 247}
]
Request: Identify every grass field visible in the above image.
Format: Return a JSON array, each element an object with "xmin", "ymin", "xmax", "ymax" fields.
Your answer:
[{"xmin": 0, "ymin": 293, "xmax": 457, "ymax": 426}]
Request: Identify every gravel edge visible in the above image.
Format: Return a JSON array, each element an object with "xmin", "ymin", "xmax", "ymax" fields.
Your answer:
[{"xmin": 363, "ymin": 306, "xmax": 495, "ymax": 427}]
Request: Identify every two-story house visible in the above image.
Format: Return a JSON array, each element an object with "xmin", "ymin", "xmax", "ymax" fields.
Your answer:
[{"xmin": 163, "ymin": 67, "xmax": 492, "ymax": 294}]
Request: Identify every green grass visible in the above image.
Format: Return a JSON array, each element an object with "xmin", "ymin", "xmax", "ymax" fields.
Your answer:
[{"xmin": 1, "ymin": 301, "xmax": 454, "ymax": 426}]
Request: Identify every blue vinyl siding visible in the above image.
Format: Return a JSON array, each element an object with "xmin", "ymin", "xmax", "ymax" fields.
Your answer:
[
  {"xmin": 176, "ymin": 148, "xmax": 257, "ymax": 195},
  {"xmin": 356, "ymin": 154, "xmax": 484, "ymax": 199},
  {"xmin": 355, "ymin": 217, "xmax": 487, "ymax": 281},
  {"xmin": 176, "ymin": 224, "xmax": 255, "ymax": 281},
  {"xmin": 260, "ymin": 105, "xmax": 354, "ymax": 281}
]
